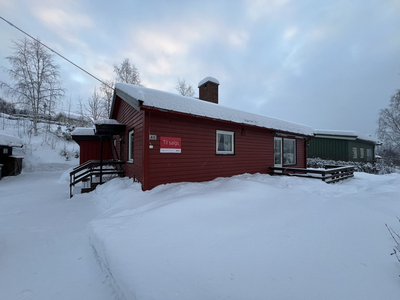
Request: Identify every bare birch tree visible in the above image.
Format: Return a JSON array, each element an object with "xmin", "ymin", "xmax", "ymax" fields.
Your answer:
[
  {"xmin": 377, "ymin": 89, "xmax": 400, "ymax": 164},
  {"xmin": 113, "ymin": 58, "xmax": 142, "ymax": 86},
  {"xmin": 99, "ymin": 79, "xmax": 115, "ymax": 118},
  {"xmin": 76, "ymin": 96, "xmax": 87, "ymax": 127},
  {"xmin": 85, "ymin": 87, "xmax": 103, "ymax": 121},
  {"xmin": 176, "ymin": 78, "xmax": 195, "ymax": 97},
  {"xmin": 0, "ymin": 37, "xmax": 64, "ymax": 135}
]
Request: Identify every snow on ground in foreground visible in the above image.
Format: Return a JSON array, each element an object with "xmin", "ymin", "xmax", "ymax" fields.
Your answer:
[
  {"xmin": 0, "ymin": 170, "xmax": 116, "ymax": 300},
  {"xmin": 88, "ymin": 173, "xmax": 400, "ymax": 300}
]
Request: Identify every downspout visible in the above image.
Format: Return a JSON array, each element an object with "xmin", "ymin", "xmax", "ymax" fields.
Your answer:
[
  {"xmin": 100, "ymin": 135, "xmax": 103, "ymax": 184},
  {"xmin": 142, "ymin": 110, "xmax": 150, "ymax": 190},
  {"xmin": 305, "ymin": 135, "xmax": 314, "ymax": 168}
]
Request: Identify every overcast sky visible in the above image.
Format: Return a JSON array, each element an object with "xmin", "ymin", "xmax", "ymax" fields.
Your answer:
[{"xmin": 1, "ymin": 0, "xmax": 399, "ymax": 136}]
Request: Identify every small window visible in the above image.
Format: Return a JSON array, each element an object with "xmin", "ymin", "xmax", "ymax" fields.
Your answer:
[
  {"xmin": 352, "ymin": 147, "xmax": 357, "ymax": 159},
  {"xmin": 3, "ymin": 148, "xmax": 8, "ymax": 155},
  {"xmin": 367, "ymin": 149, "xmax": 373, "ymax": 161},
  {"xmin": 360, "ymin": 148, "xmax": 364, "ymax": 159},
  {"xmin": 128, "ymin": 129, "xmax": 134, "ymax": 163},
  {"xmin": 216, "ymin": 130, "xmax": 234, "ymax": 155},
  {"xmin": 283, "ymin": 138, "xmax": 296, "ymax": 165}
]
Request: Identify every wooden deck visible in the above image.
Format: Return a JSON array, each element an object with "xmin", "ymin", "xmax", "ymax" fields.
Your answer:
[{"xmin": 269, "ymin": 165, "xmax": 355, "ymax": 183}]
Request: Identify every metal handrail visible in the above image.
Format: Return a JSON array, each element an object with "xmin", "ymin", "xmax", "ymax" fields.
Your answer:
[{"xmin": 70, "ymin": 160, "xmax": 124, "ymax": 197}]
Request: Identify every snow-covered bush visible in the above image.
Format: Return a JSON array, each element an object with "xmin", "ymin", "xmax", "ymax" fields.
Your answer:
[
  {"xmin": 54, "ymin": 124, "xmax": 75, "ymax": 141},
  {"xmin": 62, "ymin": 124, "xmax": 75, "ymax": 141},
  {"xmin": 307, "ymin": 157, "xmax": 394, "ymax": 174},
  {"xmin": 55, "ymin": 125, "xmax": 63, "ymax": 137},
  {"xmin": 59, "ymin": 144, "xmax": 71, "ymax": 161}
]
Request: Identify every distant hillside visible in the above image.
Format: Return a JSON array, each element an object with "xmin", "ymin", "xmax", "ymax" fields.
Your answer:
[{"xmin": 0, "ymin": 113, "xmax": 91, "ymax": 172}]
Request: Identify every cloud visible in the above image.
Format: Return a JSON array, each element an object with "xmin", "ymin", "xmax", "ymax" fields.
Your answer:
[
  {"xmin": 29, "ymin": 0, "xmax": 95, "ymax": 48},
  {"xmin": 227, "ymin": 30, "xmax": 249, "ymax": 47},
  {"xmin": 283, "ymin": 27, "xmax": 298, "ymax": 40},
  {"xmin": 245, "ymin": 0, "xmax": 290, "ymax": 21},
  {"xmin": 34, "ymin": 8, "xmax": 94, "ymax": 31},
  {"xmin": 115, "ymin": 15, "xmax": 241, "ymax": 83},
  {"xmin": 0, "ymin": 0, "xmax": 15, "ymax": 9}
]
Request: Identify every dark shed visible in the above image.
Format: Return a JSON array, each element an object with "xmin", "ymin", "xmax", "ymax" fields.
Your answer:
[{"xmin": 0, "ymin": 133, "xmax": 24, "ymax": 178}]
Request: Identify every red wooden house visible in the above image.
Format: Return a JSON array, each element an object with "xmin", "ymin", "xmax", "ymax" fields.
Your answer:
[
  {"xmin": 71, "ymin": 127, "xmax": 113, "ymax": 164},
  {"xmin": 108, "ymin": 77, "xmax": 314, "ymax": 190}
]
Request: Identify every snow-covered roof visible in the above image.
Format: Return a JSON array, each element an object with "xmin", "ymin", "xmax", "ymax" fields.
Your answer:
[
  {"xmin": 54, "ymin": 110, "xmax": 90, "ymax": 121},
  {"xmin": 94, "ymin": 119, "xmax": 121, "ymax": 125},
  {"xmin": 115, "ymin": 83, "xmax": 314, "ymax": 136},
  {"xmin": 71, "ymin": 127, "xmax": 95, "ymax": 136},
  {"xmin": 0, "ymin": 133, "xmax": 24, "ymax": 147},
  {"xmin": 198, "ymin": 76, "xmax": 220, "ymax": 87},
  {"xmin": 314, "ymin": 129, "xmax": 378, "ymax": 143}
]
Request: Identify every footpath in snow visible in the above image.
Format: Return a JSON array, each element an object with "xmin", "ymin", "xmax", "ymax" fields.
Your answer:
[{"xmin": 0, "ymin": 170, "xmax": 116, "ymax": 300}]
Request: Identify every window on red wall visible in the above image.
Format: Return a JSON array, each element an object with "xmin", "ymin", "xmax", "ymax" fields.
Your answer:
[
  {"xmin": 128, "ymin": 129, "xmax": 134, "ymax": 163},
  {"xmin": 283, "ymin": 138, "xmax": 296, "ymax": 165},
  {"xmin": 216, "ymin": 130, "xmax": 235, "ymax": 155}
]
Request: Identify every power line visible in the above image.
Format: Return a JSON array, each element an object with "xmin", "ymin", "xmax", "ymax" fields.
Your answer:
[{"xmin": 0, "ymin": 15, "xmax": 113, "ymax": 90}]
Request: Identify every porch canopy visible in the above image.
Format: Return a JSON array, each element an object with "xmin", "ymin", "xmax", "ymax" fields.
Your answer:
[{"xmin": 94, "ymin": 119, "xmax": 126, "ymax": 136}]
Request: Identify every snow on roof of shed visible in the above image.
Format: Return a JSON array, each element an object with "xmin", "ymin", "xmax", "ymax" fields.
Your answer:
[
  {"xmin": 94, "ymin": 119, "xmax": 121, "ymax": 125},
  {"xmin": 198, "ymin": 76, "xmax": 220, "ymax": 87},
  {"xmin": 0, "ymin": 133, "xmax": 24, "ymax": 147},
  {"xmin": 71, "ymin": 127, "xmax": 95, "ymax": 136},
  {"xmin": 314, "ymin": 129, "xmax": 378, "ymax": 143},
  {"xmin": 115, "ymin": 83, "xmax": 314, "ymax": 136}
]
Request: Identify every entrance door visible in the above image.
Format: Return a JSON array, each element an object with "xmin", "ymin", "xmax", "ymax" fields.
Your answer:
[{"xmin": 274, "ymin": 137, "xmax": 283, "ymax": 171}]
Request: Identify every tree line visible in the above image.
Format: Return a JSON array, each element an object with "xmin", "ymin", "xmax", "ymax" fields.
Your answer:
[
  {"xmin": 377, "ymin": 89, "xmax": 400, "ymax": 166},
  {"xmin": 0, "ymin": 37, "xmax": 195, "ymax": 135}
]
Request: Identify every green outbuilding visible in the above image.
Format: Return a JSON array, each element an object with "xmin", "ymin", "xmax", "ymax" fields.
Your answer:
[{"xmin": 307, "ymin": 130, "xmax": 379, "ymax": 163}]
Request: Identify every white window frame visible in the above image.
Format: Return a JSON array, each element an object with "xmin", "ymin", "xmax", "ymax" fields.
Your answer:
[
  {"xmin": 283, "ymin": 138, "xmax": 297, "ymax": 166},
  {"xmin": 352, "ymin": 147, "xmax": 358, "ymax": 159},
  {"xmin": 216, "ymin": 130, "xmax": 235, "ymax": 155},
  {"xmin": 128, "ymin": 129, "xmax": 134, "ymax": 163}
]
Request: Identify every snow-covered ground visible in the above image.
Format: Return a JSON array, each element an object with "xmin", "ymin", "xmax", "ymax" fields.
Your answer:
[
  {"xmin": 0, "ymin": 171, "xmax": 116, "ymax": 300},
  {"xmin": 87, "ymin": 172, "xmax": 400, "ymax": 300},
  {"xmin": 0, "ymin": 116, "xmax": 116, "ymax": 299},
  {"xmin": 1, "ymin": 115, "xmax": 400, "ymax": 300}
]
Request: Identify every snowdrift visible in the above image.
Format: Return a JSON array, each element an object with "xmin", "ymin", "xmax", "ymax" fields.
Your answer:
[{"xmin": 88, "ymin": 173, "xmax": 400, "ymax": 300}]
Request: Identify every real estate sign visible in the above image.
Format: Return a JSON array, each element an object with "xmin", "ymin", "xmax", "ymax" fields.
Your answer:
[{"xmin": 160, "ymin": 137, "xmax": 181, "ymax": 153}]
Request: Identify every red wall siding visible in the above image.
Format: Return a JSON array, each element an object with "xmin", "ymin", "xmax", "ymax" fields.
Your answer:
[
  {"xmin": 79, "ymin": 140, "xmax": 113, "ymax": 165},
  {"xmin": 112, "ymin": 96, "xmax": 144, "ymax": 184},
  {"xmin": 296, "ymin": 139, "xmax": 306, "ymax": 168},
  {"xmin": 143, "ymin": 111, "xmax": 274, "ymax": 190},
  {"xmin": 112, "ymin": 98, "xmax": 308, "ymax": 190}
]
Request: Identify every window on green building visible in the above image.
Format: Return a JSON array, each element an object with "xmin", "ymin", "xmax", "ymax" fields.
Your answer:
[
  {"xmin": 367, "ymin": 149, "xmax": 373, "ymax": 161},
  {"xmin": 352, "ymin": 147, "xmax": 357, "ymax": 159}
]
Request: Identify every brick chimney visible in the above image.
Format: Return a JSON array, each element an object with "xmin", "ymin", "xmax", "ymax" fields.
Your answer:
[{"xmin": 198, "ymin": 77, "xmax": 219, "ymax": 104}]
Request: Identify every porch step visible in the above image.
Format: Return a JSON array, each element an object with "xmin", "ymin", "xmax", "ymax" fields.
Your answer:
[{"xmin": 81, "ymin": 182, "xmax": 101, "ymax": 194}]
